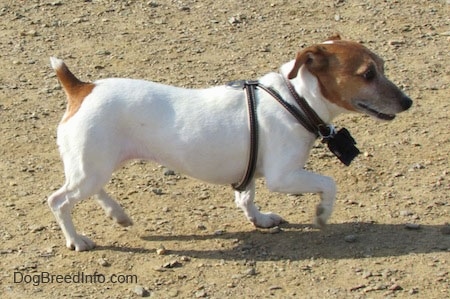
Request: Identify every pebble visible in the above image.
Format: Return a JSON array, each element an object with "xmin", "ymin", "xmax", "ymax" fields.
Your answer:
[
  {"xmin": 163, "ymin": 260, "xmax": 182, "ymax": 268},
  {"xmin": 198, "ymin": 192, "xmax": 209, "ymax": 200},
  {"xmin": 156, "ymin": 245, "xmax": 167, "ymax": 255},
  {"xmin": 400, "ymin": 210, "xmax": 413, "ymax": 216},
  {"xmin": 228, "ymin": 16, "xmax": 241, "ymax": 25},
  {"xmin": 214, "ymin": 230, "xmax": 224, "ymax": 235},
  {"xmin": 97, "ymin": 257, "xmax": 110, "ymax": 267},
  {"xmin": 167, "ymin": 289, "xmax": 179, "ymax": 297},
  {"xmin": 389, "ymin": 40, "xmax": 405, "ymax": 46},
  {"xmin": 152, "ymin": 188, "xmax": 163, "ymax": 195},
  {"xmin": 388, "ymin": 283, "xmax": 403, "ymax": 291},
  {"xmin": 245, "ymin": 267, "xmax": 257, "ymax": 276},
  {"xmin": 405, "ymin": 223, "xmax": 421, "ymax": 230},
  {"xmin": 132, "ymin": 285, "xmax": 150, "ymax": 297},
  {"xmin": 195, "ymin": 290, "xmax": 207, "ymax": 298},
  {"xmin": 180, "ymin": 256, "xmax": 191, "ymax": 262},
  {"xmin": 344, "ymin": 234, "xmax": 357, "ymax": 243},
  {"xmin": 96, "ymin": 50, "xmax": 111, "ymax": 56},
  {"xmin": 269, "ymin": 226, "xmax": 282, "ymax": 234},
  {"xmin": 30, "ymin": 225, "xmax": 45, "ymax": 233},
  {"xmin": 162, "ymin": 168, "xmax": 175, "ymax": 176}
]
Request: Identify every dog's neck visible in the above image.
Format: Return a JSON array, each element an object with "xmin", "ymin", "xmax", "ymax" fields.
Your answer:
[{"xmin": 280, "ymin": 61, "xmax": 347, "ymax": 123}]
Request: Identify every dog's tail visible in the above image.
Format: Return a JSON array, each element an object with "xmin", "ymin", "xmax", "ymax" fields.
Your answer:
[{"xmin": 50, "ymin": 57, "xmax": 95, "ymax": 122}]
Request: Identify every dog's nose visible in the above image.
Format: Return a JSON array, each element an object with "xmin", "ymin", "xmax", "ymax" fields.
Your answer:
[{"xmin": 401, "ymin": 95, "xmax": 413, "ymax": 110}]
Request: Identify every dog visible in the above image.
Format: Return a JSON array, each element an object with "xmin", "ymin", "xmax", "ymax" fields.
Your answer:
[{"xmin": 48, "ymin": 36, "xmax": 412, "ymax": 251}]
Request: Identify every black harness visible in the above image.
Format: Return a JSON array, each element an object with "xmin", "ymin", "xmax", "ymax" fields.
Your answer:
[{"xmin": 229, "ymin": 78, "xmax": 360, "ymax": 192}]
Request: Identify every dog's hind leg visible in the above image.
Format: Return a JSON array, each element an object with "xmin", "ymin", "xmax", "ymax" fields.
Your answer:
[
  {"xmin": 95, "ymin": 189, "xmax": 133, "ymax": 226},
  {"xmin": 48, "ymin": 157, "xmax": 115, "ymax": 251},
  {"xmin": 48, "ymin": 184, "xmax": 98, "ymax": 251},
  {"xmin": 234, "ymin": 180, "xmax": 284, "ymax": 228}
]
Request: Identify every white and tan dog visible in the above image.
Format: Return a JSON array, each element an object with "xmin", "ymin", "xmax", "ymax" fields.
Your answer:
[{"xmin": 48, "ymin": 36, "xmax": 412, "ymax": 251}]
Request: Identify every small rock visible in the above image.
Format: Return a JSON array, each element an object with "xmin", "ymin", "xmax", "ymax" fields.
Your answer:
[
  {"xmin": 400, "ymin": 210, "xmax": 413, "ymax": 216},
  {"xmin": 245, "ymin": 267, "xmax": 257, "ymax": 276},
  {"xmin": 269, "ymin": 285, "xmax": 282, "ymax": 291},
  {"xmin": 195, "ymin": 290, "xmax": 207, "ymax": 298},
  {"xmin": 156, "ymin": 245, "xmax": 167, "ymax": 255},
  {"xmin": 408, "ymin": 163, "xmax": 425, "ymax": 171},
  {"xmin": 409, "ymin": 288, "xmax": 419, "ymax": 294},
  {"xmin": 132, "ymin": 285, "xmax": 150, "ymax": 297},
  {"xmin": 152, "ymin": 188, "xmax": 163, "ymax": 195},
  {"xmin": 163, "ymin": 260, "xmax": 182, "ymax": 268},
  {"xmin": 198, "ymin": 192, "xmax": 209, "ymax": 200},
  {"xmin": 363, "ymin": 151, "xmax": 373, "ymax": 157},
  {"xmin": 96, "ymin": 50, "xmax": 111, "ymax": 56},
  {"xmin": 30, "ymin": 225, "xmax": 45, "ymax": 233},
  {"xmin": 197, "ymin": 224, "xmax": 207, "ymax": 230},
  {"xmin": 228, "ymin": 16, "xmax": 242, "ymax": 25},
  {"xmin": 362, "ymin": 271, "xmax": 372, "ymax": 279},
  {"xmin": 179, "ymin": 6, "xmax": 190, "ymax": 11},
  {"xmin": 167, "ymin": 289, "xmax": 179, "ymax": 297},
  {"xmin": 180, "ymin": 256, "xmax": 191, "ymax": 262},
  {"xmin": 163, "ymin": 168, "xmax": 175, "ymax": 176},
  {"xmin": 389, "ymin": 40, "xmax": 405, "ymax": 47},
  {"xmin": 344, "ymin": 234, "xmax": 357, "ymax": 243},
  {"xmin": 214, "ymin": 230, "xmax": 224, "ymax": 235},
  {"xmin": 405, "ymin": 223, "xmax": 421, "ymax": 230},
  {"xmin": 388, "ymin": 283, "xmax": 403, "ymax": 291},
  {"xmin": 269, "ymin": 226, "xmax": 282, "ymax": 234},
  {"xmin": 23, "ymin": 30, "xmax": 38, "ymax": 37},
  {"xmin": 97, "ymin": 257, "xmax": 110, "ymax": 267}
]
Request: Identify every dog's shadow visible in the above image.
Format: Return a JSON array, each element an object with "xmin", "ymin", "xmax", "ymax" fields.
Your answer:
[{"xmin": 126, "ymin": 222, "xmax": 449, "ymax": 261}]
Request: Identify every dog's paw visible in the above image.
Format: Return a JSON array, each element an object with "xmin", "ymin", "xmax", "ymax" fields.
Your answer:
[
  {"xmin": 67, "ymin": 234, "xmax": 96, "ymax": 251},
  {"xmin": 250, "ymin": 212, "xmax": 284, "ymax": 228},
  {"xmin": 313, "ymin": 204, "xmax": 331, "ymax": 228},
  {"xmin": 113, "ymin": 213, "xmax": 133, "ymax": 227}
]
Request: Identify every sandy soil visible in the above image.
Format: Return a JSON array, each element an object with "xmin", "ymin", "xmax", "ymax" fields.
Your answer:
[{"xmin": 1, "ymin": 0, "xmax": 449, "ymax": 298}]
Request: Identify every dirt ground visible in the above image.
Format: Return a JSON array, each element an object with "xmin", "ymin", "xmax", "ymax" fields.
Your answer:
[{"xmin": 1, "ymin": 0, "xmax": 449, "ymax": 298}]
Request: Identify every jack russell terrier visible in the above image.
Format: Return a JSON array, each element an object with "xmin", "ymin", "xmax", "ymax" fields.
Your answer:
[{"xmin": 48, "ymin": 36, "xmax": 412, "ymax": 251}]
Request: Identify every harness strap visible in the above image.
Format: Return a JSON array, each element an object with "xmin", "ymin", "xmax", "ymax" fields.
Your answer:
[
  {"xmin": 231, "ymin": 81, "xmax": 259, "ymax": 191},
  {"xmin": 256, "ymin": 84, "xmax": 318, "ymax": 136},
  {"xmin": 230, "ymin": 76, "xmax": 358, "ymax": 191},
  {"xmin": 283, "ymin": 78, "xmax": 335, "ymax": 139}
]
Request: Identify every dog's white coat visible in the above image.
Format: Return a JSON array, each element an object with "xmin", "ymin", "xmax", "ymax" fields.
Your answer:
[{"xmin": 48, "ymin": 40, "xmax": 411, "ymax": 251}]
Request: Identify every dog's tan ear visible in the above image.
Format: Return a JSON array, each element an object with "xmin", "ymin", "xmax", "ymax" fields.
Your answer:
[
  {"xmin": 326, "ymin": 33, "xmax": 341, "ymax": 41},
  {"xmin": 288, "ymin": 46, "xmax": 328, "ymax": 79}
]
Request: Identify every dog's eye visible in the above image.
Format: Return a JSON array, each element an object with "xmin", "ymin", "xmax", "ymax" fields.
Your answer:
[{"xmin": 363, "ymin": 68, "xmax": 376, "ymax": 81}]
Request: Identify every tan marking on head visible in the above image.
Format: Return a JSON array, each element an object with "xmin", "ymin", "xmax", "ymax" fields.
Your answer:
[
  {"xmin": 288, "ymin": 39, "xmax": 386, "ymax": 111},
  {"xmin": 53, "ymin": 61, "xmax": 94, "ymax": 122}
]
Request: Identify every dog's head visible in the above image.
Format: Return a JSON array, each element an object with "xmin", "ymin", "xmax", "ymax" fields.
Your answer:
[{"xmin": 288, "ymin": 35, "xmax": 412, "ymax": 120}]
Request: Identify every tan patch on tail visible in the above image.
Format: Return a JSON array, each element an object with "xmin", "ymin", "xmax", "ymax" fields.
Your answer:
[{"xmin": 54, "ymin": 61, "xmax": 95, "ymax": 122}]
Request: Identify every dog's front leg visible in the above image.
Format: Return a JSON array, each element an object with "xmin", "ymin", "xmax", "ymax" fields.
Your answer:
[
  {"xmin": 234, "ymin": 180, "xmax": 284, "ymax": 228},
  {"xmin": 266, "ymin": 169, "xmax": 337, "ymax": 227}
]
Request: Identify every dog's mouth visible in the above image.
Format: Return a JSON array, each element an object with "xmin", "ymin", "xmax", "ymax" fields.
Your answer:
[{"xmin": 356, "ymin": 102, "xmax": 396, "ymax": 121}]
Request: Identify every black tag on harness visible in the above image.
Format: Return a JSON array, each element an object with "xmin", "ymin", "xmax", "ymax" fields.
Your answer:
[{"xmin": 324, "ymin": 128, "xmax": 360, "ymax": 166}]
